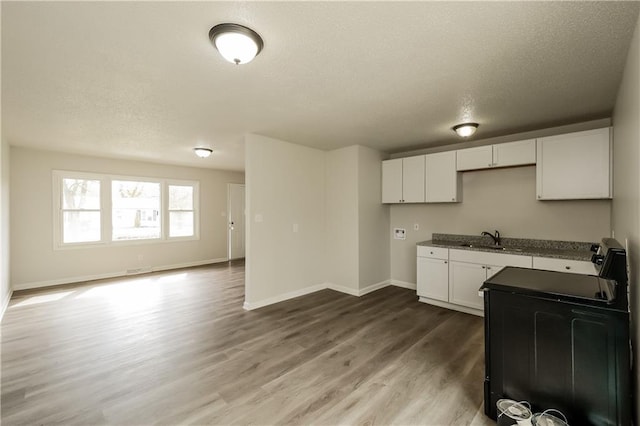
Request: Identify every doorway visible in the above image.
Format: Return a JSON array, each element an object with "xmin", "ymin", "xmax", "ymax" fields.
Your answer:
[{"xmin": 227, "ymin": 183, "xmax": 245, "ymax": 260}]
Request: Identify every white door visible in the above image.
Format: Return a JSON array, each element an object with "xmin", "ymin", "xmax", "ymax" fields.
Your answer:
[
  {"xmin": 536, "ymin": 128, "xmax": 611, "ymax": 199},
  {"xmin": 492, "ymin": 139, "xmax": 536, "ymax": 167},
  {"xmin": 449, "ymin": 261, "xmax": 486, "ymax": 310},
  {"xmin": 456, "ymin": 145, "xmax": 493, "ymax": 171},
  {"xmin": 382, "ymin": 159, "xmax": 403, "ymax": 203},
  {"xmin": 425, "ymin": 151, "xmax": 458, "ymax": 202},
  {"xmin": 228, "ymin": 184, "xmax": 245, "ymax": 260},
  {"xmin": 417, "ymin": 257, "xmax": 449, "ymax": 301},
  {"xmin": 402, "ymin": 156, "xmax": 426, "ymax": 203}
]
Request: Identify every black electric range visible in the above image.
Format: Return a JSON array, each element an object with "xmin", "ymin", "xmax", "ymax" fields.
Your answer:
[
  {"xmin": 482, "ymin": 266, "xmax": 625, "ymax": 312},
  {"xmin": 481, "ymin": 238, "xmax": 631, "ymax": 426}
]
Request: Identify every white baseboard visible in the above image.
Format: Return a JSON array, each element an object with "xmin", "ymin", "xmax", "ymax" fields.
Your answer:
[
  {"xmin": 12, "ymin": 258, "xmax": 229, "ymax": 291},
  {"xmin": 326, "ymin": 279, "xmax": 391, "ymax": 297},
  {"xmin": 390, "ymin": 279, "xmax": 417, "ymax": 290},
  {"xmin": 359, "ymin": 279, "xmax": 391, "ymax": 296},
  {"xmin": 243, "ymin": 283, "xmax": 327, "ymax": 310},
  {"xmin": 418, "ymin": 296, "xmax": 484, "ymax": 317},
  {"xmin": 0, "ymin": 289, "xmax": 13, "ymax": 322},
  {"xmin": 325, "ymin": 283, "xmax": 360, "ymax": 296},
  {"xmin": 152, "ymin": 258, "xmax": 228, "ymax": 273},
  {"xmin": 246, "ymin": 278, "xmax": 412, "ymax": 310}
]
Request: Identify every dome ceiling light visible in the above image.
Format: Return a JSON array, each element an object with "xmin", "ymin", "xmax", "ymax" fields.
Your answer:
[
  {"xmin": 453, "ymin": 122, "xmax": 479, "ymax": 138},
  {"xmin": 209, "ymin": 23, "xmax": 264, "ymax": 65},
  {"xmin": 194, "ymin": 147, "xmax": 213, "ymax": 158}
]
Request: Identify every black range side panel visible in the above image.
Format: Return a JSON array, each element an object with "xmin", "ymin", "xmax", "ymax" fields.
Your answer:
[{"xmin": 484, "ymin": 290, "xmax": 630, "ymax": 425}]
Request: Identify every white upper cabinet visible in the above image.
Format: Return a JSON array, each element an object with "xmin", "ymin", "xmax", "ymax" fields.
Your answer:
[
  {"xmin": 456, "ymin": 145, "xmax": 493, "ymax": 171},
  {"xmin": 382, "ymin": 156, "xmax": 425, "ymax": 203},
  {"xmin": 536, "ymin": 127, "xmax": 612, "ymax": 200},
  {"xmin": 425, "ymin": 151, "xmax": 460, "ymax": 202},
  {"xmin": 402, "ymin": 156, "xmax": 426, "ymax": 203},
  {"xmin": 382, "ymin": 158, "xmax": 403, "ymax": 203},
  {"xmin": 457, "ymin": 140, "xmax": 536, "ymax": 171},
  {"xmin": 492, "ymin": 139, "xmax": 536, "ymax": 167}
]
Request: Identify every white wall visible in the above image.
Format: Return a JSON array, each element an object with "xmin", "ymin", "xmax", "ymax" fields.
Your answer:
[
  {"xmin": 0, "ymin": 5, "xmax": 11, "ymax": 318},
  {"xmin": 391, "ymin": 166, "xmax": 612, "ymax": 284},
  {"xmin": 1, "ymin": 138, "xmax": 11, "ymax": 316},
  {"xmin": 324, "ymin": 145, "xmax": 391, "ymax": 293},
  {"xmin": 325, "ymin": 146, "xmax": 360, "ymax": 292},
  {"xmin": 10, "ymin": 147, "xmax": 244, "ymax": 289},
  {"xmin": 245, "ymin": 134, "xmax": 326, "ymax": 307},
  {"xmin": 357, "ymin": 145, "xmax": 389, "ymax": 289},
  {"xmin": 611, "ymin": 11, "xmax": 640, "ymax": 423}
]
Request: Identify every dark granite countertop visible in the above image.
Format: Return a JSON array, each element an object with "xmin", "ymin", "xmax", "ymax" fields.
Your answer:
[{"xmin": 417, "ymin": 233, "xmax": 595, "ymax": 261}]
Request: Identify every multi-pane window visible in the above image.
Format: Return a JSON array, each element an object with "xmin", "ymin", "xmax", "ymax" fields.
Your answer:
[
  {"xmin": 54, "ymin": 171, "xmax": 199, "ymax": 248},
  {"xmin": 112, "ymin": 180, "xmax": 161, "ymax": 241},
  {"xmin": 168, "ymin": 185, "xmax": 195, "ymax": 237},
  {"xmin": 61, "ymin": 178, "xmax": 101, "ymax": 243}
]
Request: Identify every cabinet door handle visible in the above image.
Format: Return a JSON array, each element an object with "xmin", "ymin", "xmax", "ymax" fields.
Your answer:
[
  {"xmin": 488, "ymin": 163, "xmax": 492, "ymax": 167},
  {"xmin": 444, "ymin": 261, "xmax": 448, "ymax": 264},
  {"xmin": 482, "ymin": 266, "xmax": 486, "ymax": 269},
  {"xmin": 565, "ymin": 266, "xmax": 571, "ymax": 270}
]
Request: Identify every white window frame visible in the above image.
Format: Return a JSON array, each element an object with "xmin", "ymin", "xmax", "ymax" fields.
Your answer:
[
  {"xmin": 52, "ymin": 170, "xmax": 200, "ymax": 250},
  {"xmin": 111, "ymin": 177, "xmax": 163, "ymax": 243},
  {"xmin": 166, "ymin": 180, "xmax": 200, "ymax": 241}
]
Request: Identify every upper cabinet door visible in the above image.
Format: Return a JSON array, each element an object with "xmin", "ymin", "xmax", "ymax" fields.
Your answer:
[
  {"xmin": 426, "ymin": 151, "xmax": 460, "ymax": 202},
  {"xmin": 536, "ymin": 128, "xmax": 612, "ymax": 200},
  {"xmin": 456, "ymin": 145, "xmax": 493, "ymax": 171},
  {"xmin": 402, "ymin": 156, "xmax": 426, "ymax": 203},
  {"xmin": 382, "ymin": 158, "xmax": 403, "ymax": 203},
  {"xmin": 493, "ymin": 139, "xmax": 536, "ymax": 167}
]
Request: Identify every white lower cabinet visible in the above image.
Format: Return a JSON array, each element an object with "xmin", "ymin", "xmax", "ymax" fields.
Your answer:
[
  {"xmin": 418, "ymin": 247, "xmax": 533, "ymax": 316},
  {"xmin": 448, "ymin": 263, "xmax": 507, "ymax": 310},
  {"xmin": 532, "ymin": 257, "xmax": 597, "ymax": 275},
  {"xmin": 448, "ymin": 261, "xmax": 486, "ymax": 310},
  {"xmin": 417, "ymin": 257, "xmax": 448, "ymax": 301},
  {"xmin": 417, "ymin": 246, "xmax": 449, "ymax": 301}
]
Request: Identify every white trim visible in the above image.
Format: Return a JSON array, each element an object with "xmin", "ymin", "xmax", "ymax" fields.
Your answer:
[
  {"xmin": 390, "ymin": 279, "xmax": 417, "ymax": 290},
  {"xmin": 0, "ymin": 289, "xmax": 13, "ymax": 322},
  {"xmin": 418, "ymin": 296, "xmax": 484, "ymax": 317},
  {"xmin": 359, "ymin": 279, "xmax": 392, "ymax": 296},
  {"xmin": 52, "ymin": 170, "xmax": 201, "ymax": 250},
  {"xmin": 12, "ymin": 258, "xmax": 229, "ymax": 291},
  {"xmin": 243, "ymin": 283, "xmax": 326, "ymax": 310},
  {"xmin": 325, "ymin": 283, "xmax": 360, "ymax": 296},
  {"xmin": 245, "ymin": 279, "xmax": 404, "ymax": 310},
  {"xmin": 151, "ymin": 257, "xmax": 227, "ymax": 273}
]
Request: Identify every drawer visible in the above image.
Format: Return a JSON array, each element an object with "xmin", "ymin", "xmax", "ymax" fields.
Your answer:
[
  {"xmin": 449, "ymin": 248, "xmax": 532, "ymax": 268},
  {"xmin": 532, "ymin": 257, "xmax": 597, "ymax": 275},
  {"xmin": 417, "ymin": 246, "xmax": 449, "ymax": 260}
]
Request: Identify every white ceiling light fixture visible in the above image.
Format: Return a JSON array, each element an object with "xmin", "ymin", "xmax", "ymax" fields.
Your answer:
[
  {"xmin": 194, "ymin": 147, "xmax": 213, "ymax": 158},
  {"xmin": 453, "ymin": 122, "xmax": 479, "ymax": 138},
  {"xmin": 209, "ymin": 23, "xmax": 264, "ymax": 65}
]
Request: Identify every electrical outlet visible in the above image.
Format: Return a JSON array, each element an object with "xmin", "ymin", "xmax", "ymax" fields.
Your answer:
[{"xmin": 414, "ymin": 224, "xmax": 419, "ymax": 231}]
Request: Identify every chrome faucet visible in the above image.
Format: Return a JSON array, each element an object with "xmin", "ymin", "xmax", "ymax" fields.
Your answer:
[{"xmin": 482, "ymin": 230, "xmax": 501, "ymax": 246}]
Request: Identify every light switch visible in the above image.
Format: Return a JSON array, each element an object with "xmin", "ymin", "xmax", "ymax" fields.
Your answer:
[{"xmin": 414, "ymin": 224, "xmax": 419, "ymax": 231}]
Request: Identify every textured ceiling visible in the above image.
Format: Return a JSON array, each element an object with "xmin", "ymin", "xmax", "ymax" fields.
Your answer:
[{"xmin": 2, "ymin": 1, "xmax": 639, "ymax": 171}]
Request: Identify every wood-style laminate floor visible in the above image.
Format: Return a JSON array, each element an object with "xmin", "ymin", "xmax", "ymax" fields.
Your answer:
[{"xmin": 1, "ymin": 261, "xmax": 495, "ymax": 425}]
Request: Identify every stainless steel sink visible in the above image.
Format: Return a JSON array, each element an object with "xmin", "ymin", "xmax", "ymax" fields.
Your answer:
[
  {"xmin": 459, "ymin": 243, "xmax": 507, "ymax": 251},
  {"xmin": 458, "ymin": 243, "xmax": 524, "ymax": 253}
]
